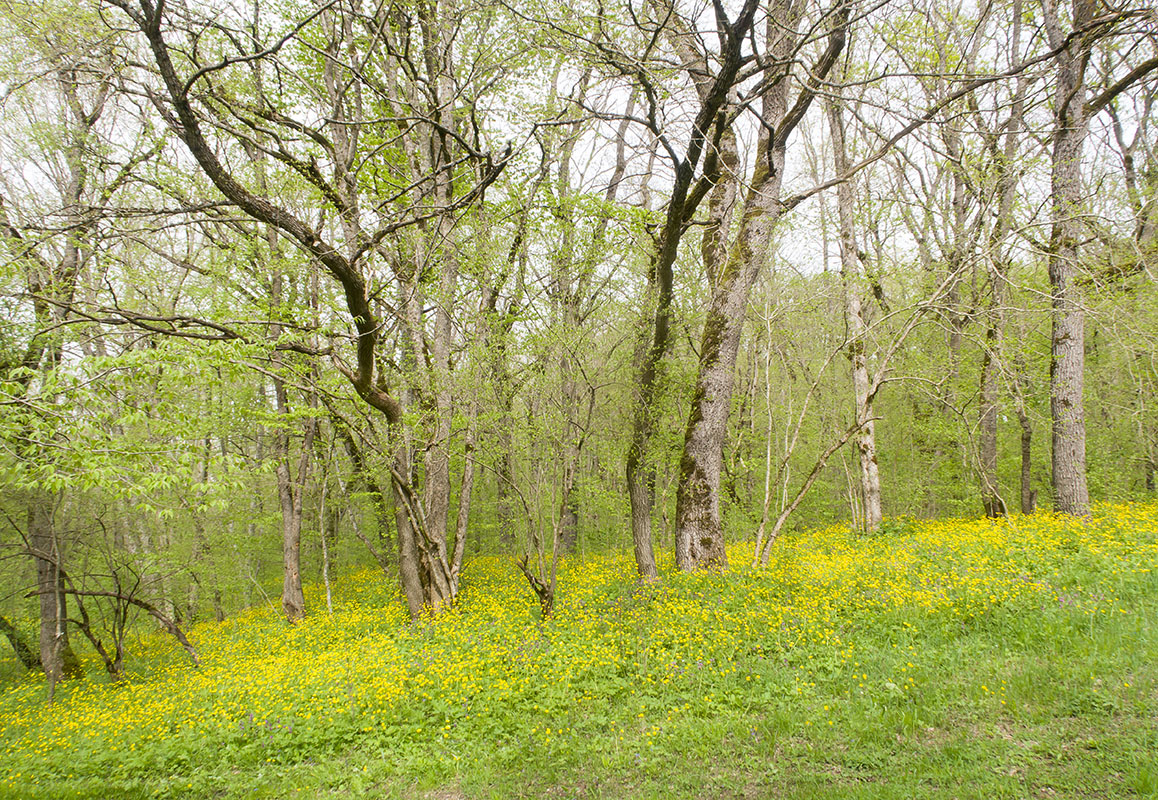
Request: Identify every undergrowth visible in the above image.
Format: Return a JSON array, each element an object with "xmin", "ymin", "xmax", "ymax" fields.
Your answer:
[{"xmin": 0, "ymin": 502, "xmax": 1155, "ymax": 798}]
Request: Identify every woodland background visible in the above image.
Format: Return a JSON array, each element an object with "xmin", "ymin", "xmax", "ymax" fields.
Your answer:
[{"xmin": 0, "ymin": 0, "xmax": 1156, "ymax": 693}]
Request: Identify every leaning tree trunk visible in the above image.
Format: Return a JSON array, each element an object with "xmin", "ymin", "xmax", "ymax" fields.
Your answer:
[
  {"xmin": 0, "ymin": 616, "xmax": 39, "ymax": 670},
  {"xmin": 674, "ymin": 0, "xmax": 848, "ymax": 569},
  {"xmin": 674, "ymin": 150, "xmax": 785, "ymax": 570}
]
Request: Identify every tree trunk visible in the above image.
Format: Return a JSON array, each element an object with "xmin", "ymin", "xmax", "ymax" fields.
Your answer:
[
  {"xmin": 979, "ymin": 338, "xmax": 1005, "ymax": 517},
  {"xmin": 0, "ymin": 616, "xmax": 40, "ymax": 671},
  {"xmin": 626, "ymin": 306, "xmax": 661, "ymax": 580},
  {"xmin": 1044, "ymin": 0, "xmax": 1094, "ymax": 516},
  {"xmin": 496, "ymin": 431, "xmax": 518, "ymax": 551},
  {"xmin": 392, "ymin": 442, "xmax": 427, "ymax": 619},
  {"xmin": 628, "ymin": 0, "xmax": 763, "ymax": 579},
  {"xmin": 274, "ymin": 417, "xmax": 314, "ymax": 622},
  {"xmin": 269, "ymin": 257, "xmax": 316, "ymax": 622},
  {"xmin": 674, "ymin": 0, "xmax": 847, "ymax": 569},
  {"xmin": 827, "ymin": 93, "xmax": 883, "ymax": 531},
  {"xmin": 30, "ymin": 495, "xmax": 82, "ymax": 693},
  {"xmin": 1018, "ymin": 406, "xmax": 1036, "ymax": 513},
  {"xmin": 452, "ymin": 400, "xmax": 479, "ymax": 582},
  {"xmin": 978, "ymin": 12, "xmax": 1026, "ymax": 519}
]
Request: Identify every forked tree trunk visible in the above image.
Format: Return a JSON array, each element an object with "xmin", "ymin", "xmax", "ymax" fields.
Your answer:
[
  {"xmin": 675, "ymin": 0, "xmax": 848, "ymax": 569},
  {"xmin": 629, "ymin": 0, "xmax": 762, "ymax": 578}
]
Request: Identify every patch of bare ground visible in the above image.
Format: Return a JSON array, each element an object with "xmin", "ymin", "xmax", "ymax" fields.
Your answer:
[{"xmin": 423, "ymin": 787, "xmax": 465, "ymax": 800}]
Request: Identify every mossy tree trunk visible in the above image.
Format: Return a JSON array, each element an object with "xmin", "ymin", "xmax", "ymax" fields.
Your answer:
[{"xmin": 674, "ymin": 0, "xmax": 849, "ymax": 569}]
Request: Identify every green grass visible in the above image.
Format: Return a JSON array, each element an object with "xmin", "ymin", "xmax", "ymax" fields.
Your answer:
[{"xmin": 0, "ymin": 503, "xmax": 1156, "ymax": 798}]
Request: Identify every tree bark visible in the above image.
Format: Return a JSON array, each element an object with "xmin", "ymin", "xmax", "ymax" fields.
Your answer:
[
  {"xmin": 675, "ymin": 0, "xmax": 848, "ymax": 569},
  {"xmin": 0, "ymin": 616, "xmax": 41, "ymax": 671},
  {"xmin": 30, "ymin": 496, "xmax": 82, "ymax": 691},
  {"xmin": 826, "ymin": 91, "xmax": 883, "ymax": 532},
  {"xmin": 1019, "ymin": 408, "xmax": 1036, "ymax": 513},
  {"xmin": 1044, "ymin": 0, "xmax": 1094, "ymax": 516},
  {"xmin": 978, "ymin": 46, "xmax": 1026, "ymax": 518},
  {"xmin": 627, "ymin": 0, "xmax": 761, "ymax": 579}
]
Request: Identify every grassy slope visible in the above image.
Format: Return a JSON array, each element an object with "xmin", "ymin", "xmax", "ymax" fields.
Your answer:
[{"xmin": 0, "ymin": 503, "xmax": 1155, "ymax": 799}]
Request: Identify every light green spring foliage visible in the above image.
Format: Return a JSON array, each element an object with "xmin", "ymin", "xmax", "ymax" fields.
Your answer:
[{"xmin": 0, "ymin": 503, "xmax": 1155, "ymax": 795}]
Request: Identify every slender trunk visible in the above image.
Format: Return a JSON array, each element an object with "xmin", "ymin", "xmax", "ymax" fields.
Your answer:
[
  {"xmin": 1018, "ymin": 408, "xmax": 1036, "ymax": 513},
  {"xmin": 979, "ymin": 338, "xmax": 1005, "ymax": 516},
  {"xmin": 452, "ymin": 401, "xmax": 479, "ymax": 582},
  {"xmin": 626, "ymin": 306, "xmax": 660, "ymax": 580},
  {"xmin": 943, "ymin": 124, "xmax": 968, "ymax": 410},
  {"xmin": 496, "ymin": 433, "xmax": 518, "ymax": 551},
  {"xmin": 270, "ymin": 261, "xmax": 315, "ymax": 622},
  {"xmin": 978, "ymin": 17, "xmax": 1026, "ymax": 518},
  {"xmin": 827, "ymin": 93, "xmax": 883, "ymax": 531},
  {"xmin": 558, "ymin": 303, "xmax": 582, "ymax": 554},
  {"xmin": 185, "ymin": 434, "xmax": 213, "ymax": 623},
  {"xmin": 336, "ymin": 422, "xmax": 395, "ymax": 560},
  {"xmin": 275, "ymin": 415, "xmax": 314, "ymax": 622}
]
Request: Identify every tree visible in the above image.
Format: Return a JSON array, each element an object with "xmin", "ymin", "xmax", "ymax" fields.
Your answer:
[
  {"xmin": 105, "ymin": 0, "xmax": 516, "ymax": 616},
  {"xmin": 613, "ymin": 0, "xmax": 762, "ymax": 579},
  {"xmin": 673, "ymin": 0, "xmax": 850, "ymax": 569},
  {"xmin": 1042, "ymin": 0, "xmax": 1158, "ymax": 515},
  {"xmin": 825, "ymin": 65, "xmax": 883, "ymax": 532},
  {"xmin": 0, "ymin": 4, "xmax": 129, "ymax": 693}
]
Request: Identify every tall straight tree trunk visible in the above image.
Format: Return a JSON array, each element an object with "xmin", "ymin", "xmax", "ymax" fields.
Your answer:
[
  {"xmin": 978, "ymin": 339, "xmax": 1005, "ymax": 517},
  {"xmin": 1043, "ymin": 0, "xmax": 1094, "ymax": 515},
  {"xmin": 626, "ymin": 282, "xmax": 662, "ymax": 581},
  {"xmin": 1, "ymin": 62, "xmax": 103, "ymax": 694},
  {"xmin": 272, "ymin": 374, "xmax": 316, "ymax": 622},
  {"xmin": 1018, "ymin": 407, "xmax": 1036, "ymax": 513},
  {"xmin": 625, "ymin": 190, "xmax": 683, "ymax": 580},
  {"xmin": 495, "ymin": 423, "xmax": 518, "ymax": 551},
  {"xmin": 453, "ymin": 402, "xmax": 479, "ymax": 580},
  {"xmin": 826, "ymin": 92, "xmax": 883, "ymax": 532},
  {"xmin": 979, "ymin": 13, "xmax": 1026, "ymax": 518}
]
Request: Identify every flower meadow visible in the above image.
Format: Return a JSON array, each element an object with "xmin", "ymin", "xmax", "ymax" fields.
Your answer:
[{"xmin": 1, "ymin": 503, "xmax": 1156, "ymax": 798}]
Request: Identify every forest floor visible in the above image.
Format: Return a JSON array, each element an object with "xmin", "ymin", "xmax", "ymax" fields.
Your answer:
[{"xmin": 0, "ymin": 503, "xmax": 1155, "ymax": 799}]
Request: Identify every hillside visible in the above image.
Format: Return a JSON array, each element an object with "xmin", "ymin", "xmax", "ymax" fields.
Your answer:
[{"xmin": 2, "ymin": 505, "xmax": 1156, "ymax": 799}]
